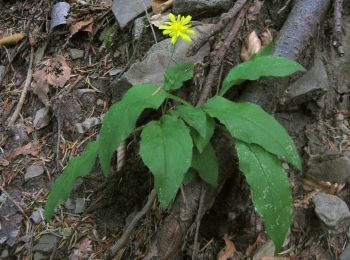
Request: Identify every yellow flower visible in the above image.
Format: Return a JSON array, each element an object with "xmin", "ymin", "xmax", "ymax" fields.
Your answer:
[{"xmin": 159, "ymin": 13, "xmax": 195, "ymax": 44}]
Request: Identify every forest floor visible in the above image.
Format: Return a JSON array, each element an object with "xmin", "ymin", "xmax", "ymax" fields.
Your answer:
[{"xmin": 1, "ymin": 0, "xmax": 350, "ymax": 259}]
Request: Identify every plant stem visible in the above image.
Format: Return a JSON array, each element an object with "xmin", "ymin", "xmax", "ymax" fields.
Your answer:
[{"xmin": 166, "ymin": 93, "xmax": 192, "ymax": 106}]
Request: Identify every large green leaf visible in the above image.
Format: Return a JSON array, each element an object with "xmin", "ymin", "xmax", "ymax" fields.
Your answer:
[
  {"xmin": 44, "ymin": 141, "xmax": 99, "ymax": 220},
  {"xmin": 203, "ymin": 96, "xmax": 301, "ymax": 170},
  {"xmin": 235, "ymin": 141, "xmax": 292, "ymax": 252},
  {"xmin": 139, "ymin": 115, "xmax": 193, "ymax": 208},
  {"xmin": 163, "ymin": 62, "xmax": 194, "ymax": 91},
  {"xmin": 99, "ymin": 84, "xmax": 167, "ymax": 175},
  {"xmin": 191, "ymin": 143, "xmax": 218, "ymax": 187},
  {"xmin": 172, "ymin": 105, "xmax": 215, "ymax": 153},
  {"xmin": 220, "ymin": 55, "xmax": 305, "ymax": 96}
]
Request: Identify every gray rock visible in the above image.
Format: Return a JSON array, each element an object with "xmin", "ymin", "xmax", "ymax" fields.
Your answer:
[
  {"xmin": 33, "ymin": 234, "xmax": 57, "ymax": 253},
  {"xmin": 64, "ymin": 198, "xmax": 75, "ymax": 210},
  {"xmin": 307, "ymin": 153, "xmax": 350, "ymax": 183},
  {"xmin": 24, "ymin": 165, "xmax": 44, "ymax": 181},
  {"xmin": 252, "ymin": 240, "xmax": 275, "ymax": 260},
  {"xmin": 30, "ymin": 208, "xmax": 44, "ymax": 224},
  {"xmin": 133, "ymin": 16, "xmax": 146, "ymax": 41},
  {"xmin": 283, "ymin": 57, "xmax": 328, "ymax": 108},
  {"xmin": 33, "ymin": 107, "xmax": 50, "ymax": 129},
  {"xmin": 75, "ymin": 198, "xmax": 85, "ymax": 214},
  {"xmin": 75, "ymin": 117, "xmax": 101, "ymax": 134},
  {"xmin": 313, "ymin": 193, "xmax": 350, "ymax": 228},
  {"xmin": 1, "ymin": 249, "xmax": 9, "ymax": 258},
  {"xmin": 69, "ymin": 48, "xmax": 85, "ymax": 60},
  {"xmin": 111, "ymin": 24, "xmax": 211, "ymax": 100},
  {"xmin": 33, "ymin": 252, "xmax": 46, "ymax": 260},
  {"xmin": 173, "ymin": 0, "xmax": 232, "ymax": 17},
  {"xmin": 341, "ymin": 244, "xmax": 350, "ymax": 260},
  {"xmin": 112, "ymin": 0, "xmax": 151, "ymax": 29}
]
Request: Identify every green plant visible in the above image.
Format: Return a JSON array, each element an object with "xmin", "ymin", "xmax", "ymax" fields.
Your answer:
[{"xmin": 44, "ymin": 47, "xmax": 305, "ymax": 252}]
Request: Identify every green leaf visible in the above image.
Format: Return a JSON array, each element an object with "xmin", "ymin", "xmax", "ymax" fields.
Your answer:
[
  {"xmin": 139, "ymin": 115, "xmax": 193, "ymax": 208},
  {"xmin": 235, "ymin": 141, "xmax": 292, "ymax": 252},
  {"xmin": 163, "ymin": 62, "xmax": 194, "ymax": 91},
  {"xmin": 99, "ymin": 84, "xmax": 167, "ymax": 175},
  {"xmin": 203, "ymin": 96, "xmax": 301, "ymax": 170},
  {"xmin": 172, "ymin": 105, "xmax": 215, "ymax": 153},
  {"xmin": 220, "ymin": 55, "xmax": 305, "ymax": 96},
  {"xmin": 253, "ymin": 43, "xmax": 274, "ymax": 58},
  {"xmin": 191, "ymin": 143, "xmax": 218, "ymax": 187},
  {"xmin": 44, "ymin": 141, "xmax": 99, "ymax": 220}
]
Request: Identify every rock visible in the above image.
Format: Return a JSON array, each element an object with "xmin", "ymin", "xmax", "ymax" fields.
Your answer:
[
  {"xmin": 109, "ymin": 68, "xmax": 123, "ymax": 76},
  {"xmin": 306, "ymin": 153, "xmax": 350, "ymax": 183},
  {"xmin": 111, "ymin": 24, "xmax": 211, "ymax": 100},
  {"xmin": 33, "ymin": 252, "xmax": 46, "ymax": 260},
  {"xmin": 313, "ymin": 193, "xmax": 350, "ymax": 228},
  {"xmin": 75, "ymin": 117, "xmax": 101, "ymax": 134},
  {"xmin": 112, "ymin": 0, "xmax": 151, "ymax": 29},
  {"xmin": 24, "ymin": 165, "xmax": 44, "ymax": 181},
  {"xmin": 282, "ymin": 57, "xmax": 328, "ymax": 108},
  {"xmin": 33, "ymin": 234, "xmax": 58, "ymax": 253},
  {"xmin": 173, "ymin": 0, "xmax": 232, "ymax": 17},
  {"xmin": 252, "ymin": 240, "xmax": 275, "ymax": 260},
  {"xmin": 1, "ymin": 249, "xmax": 9, "ymax": 258},
  {"xmin": 33, "ymin": 107, "xmax": 50, "ymax": 129},
  {"xmin": 341, "ymin": 244, "xmax": 350, "ymax": 260},
  {"xmin": 69, "ymin": 48, "xmax": 85, "ymax": 60},
  {"xmin": 64, "ymin": 198, "xmax": 75, "ymax": 210},
  {"xmin": 75, "ymin": 198, "xmax": 85, "ymax": 214},
  {"xmin": 133, "ymin": 16, "xmax": 146, "ymax": 41},
  {"xmin": 30, "ymin": 208, "xmax": 44, "ymax": 224}
]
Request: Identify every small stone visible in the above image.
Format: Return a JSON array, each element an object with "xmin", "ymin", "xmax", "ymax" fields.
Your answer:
[
  {"xmin": 24, "ymin": 165, "xmax": 44, "ymax": 181},
  {"xmin": 314, "ymin": 193, "xmax": 350, "ymax": 228},
  {"xmin": 33, "ymin": 234, "xmax": 58, "ymax": 253},
  {"xmin": 75, "ymin": 117, "xmax": 101, "ymax": 134},
  {"xmin": 64, "ymin": 198, "xmax": 75, "ymax": 210},
  {"xmin": 69, "ymin": 48, "xmax": 85, "ymax": 60},
  {"xmin": 112, "ymin": 0, "xmax": 151, "ymax": 29},
  {"xmin": 30, "ymin": 208, "xmax": 44, "ymax": 224},
  {"xmin": 33, "ymin": 107, "xmax": 50, "ymax": 129},
  {"xmin": 1, "ymin": 249, "xmax": 9, "ymax": 258},
  {"xmin": 109, "ymin": 68, "xmax": 123, "ymax": 76},
  {"xmin": 75, "ymin": 198, "xmax": 85, "ymax": 214},
  {"xmin": 341, "ymin": 244, "xmax": 350, "ymax": 260},
  {"xmin": 252, "ymin": 240, "xmax": 275, "ymax": 260}
]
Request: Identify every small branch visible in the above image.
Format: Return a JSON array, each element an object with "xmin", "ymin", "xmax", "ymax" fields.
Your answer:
[
  {"xmin": 187, "ymin": 0, "xmax": 248, "ymax": 57},
  {"xmin": 334, "ymin": 0, "xmax": 343, "ymax": 55},
  {"xmin": 107, "ymin": 189, "xmax": 157, "ymax": 258},
  {"xmin": 116, "ymin": 140, "xmax": 126, "ymax": 172},
  {"xmin": 8, "ymin": 47, "xmax": 34, "ymax": 126},
  {"xmin": 196, "ymin": 6, "xmax": 248, "ymax": 106}
]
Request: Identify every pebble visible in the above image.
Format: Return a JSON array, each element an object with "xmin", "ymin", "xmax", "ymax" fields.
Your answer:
[
  {"xmin": 252, "ymin": 240, "xmax": 275, "ymax": 260},
  {"xmin": 33, "ymin": 107, "xmax": 50, "ymax": 129},
  {"xmin": 69, "ymin": 48, "xmax": 85, "ymax": 60},
  {"xmin": 33, "ymin": 234, "xmax": 58, "ymax": 253},
  {"xmin": 75, "ymin": 198, "xmax": 86, "ymax": 214},
  {"xmin": 24, "ymin": 165, "xmax": 44, "ymax": 181},
  {"xmin": 30, "ymin": 208, "xmax": 44, "ymax": 224},
  {"xmin": 313, "ymin": 193, "xmax": 350, "ymax": 228}
]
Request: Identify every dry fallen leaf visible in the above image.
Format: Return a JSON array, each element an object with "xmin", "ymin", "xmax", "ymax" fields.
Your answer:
[
  {"xmin": 69, "ymin": 17, "xmax": 94, "ymax": 37},
  {"xmin": 5, "ymin": 142, "xmax": 43, "ymax": 161},
  {"xmin": 32, "ymin": 55, "xmax": 71, "ymax": 106},
  {"xmin": 302, "ymin": 175, "xmax": 345, "ymax": 195},
  {"xmin": 0, "ymin": 32, "xmax": 25, "ymax": 46},
  {"xmin": 151, "ymin": 0, "xmax": 173, "ymax": 14},
  {"xmin": 70, "ymin": 236, "xmax": 92, "ymax": 260},
  {"xmin": 261, "ymin": 28, "xmax": 273, "ymax": 47},
  {"xmin": 150, "ymin": 13, "xmax": 170, "ymax": 28},
  {"xmin": 217, "ymin": 234, "xmax": 236, "ymax": 260},
  {"xmin": 241, "ymin": 31, "xmax": 262, "ymax": 61}
]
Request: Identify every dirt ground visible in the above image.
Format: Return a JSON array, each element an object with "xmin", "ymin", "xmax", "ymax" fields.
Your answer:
[{"xmin": 1, "ymin": 0, "xmax": 350, "ymax": 259}]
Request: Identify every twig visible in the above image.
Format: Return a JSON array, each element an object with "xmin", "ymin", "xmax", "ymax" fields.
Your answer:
[
  {"xmin": 142, "ymin": 0, "xmax": 158, "ymax": 44},
  {"xmin": 8, "ymin": 47, "xmax": 34, "ymax": 126},
  {"xmin": 116, "ymin": 140, "xmax": 126, "ymax": 172},
  {"xmin": 191, "ymin": 184, "xmax": 206, "ymax": 260},
  {"xmin": 107, "ymin": 189, "xmax": 157, "ymax": 258},
  {"xmin": 196, "ymin": 6, "xmax": 248, "ymax": 106},
  {"xmin": 187, "ymin": 0, "xmax": 248, "ymax": 57},
  {"xmin": 277, "ymin": 0, "xmax": 292, "ymax": 14},
  {"xmin": 0, "ymin": 186, "xmax": 27, "ymax": 217}
]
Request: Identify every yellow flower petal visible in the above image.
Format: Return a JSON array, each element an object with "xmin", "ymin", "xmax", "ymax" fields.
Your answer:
[
  {"xmin": 171, "ymin": 35, "xmax": 177, "ymax": 44},
  {"xmin": 169, "ymin": 13, "xmax": 176, "ymax": 22},
  {"xmin": 181, "ymin": 15, "xmax": 192, "ymax": 25},
  {"xmin": 179, "ymin": 32, "xmax": 192, "ymax": 42}
]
